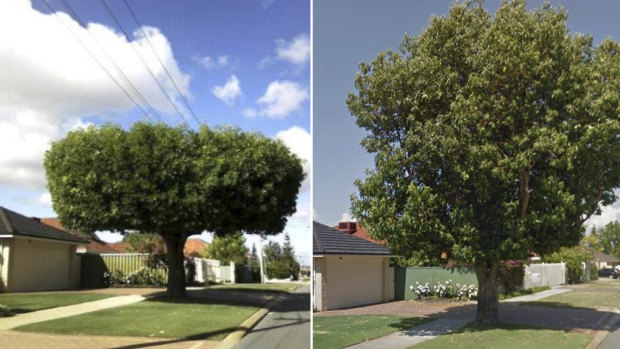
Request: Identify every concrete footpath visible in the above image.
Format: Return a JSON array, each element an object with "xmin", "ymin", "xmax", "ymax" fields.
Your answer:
[
  {"xmin": 345, "ymin": 318, "xmax": 471, "ymax": 349},
  {"xmin": 501, "ymin": 286, "xmax": 571, "ymax": 303},
  {"xmin": 0, "ymin": 294, "xmax": 146, "ymax": 330}
]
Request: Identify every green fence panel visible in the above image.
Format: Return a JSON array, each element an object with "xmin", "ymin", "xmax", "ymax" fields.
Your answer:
[
  {"xmin": 81, "ymin": 253, "xmax": 168, "ymax": 288},
  {"xmin": 394, "ymin": 267, "xmax": 478, "ymax": 300}
]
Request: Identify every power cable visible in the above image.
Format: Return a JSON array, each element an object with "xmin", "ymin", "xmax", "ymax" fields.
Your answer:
[
  {"xmin": 40, "ymin": 0, "xmax": 155, "ymax": 122},
  {"xmin": 100, "ymin": 0, "xmax": 191, "ymax": 126},
  {"xmin": 121, "ymin": 0, "xmax": 204, "ymax": 127}
]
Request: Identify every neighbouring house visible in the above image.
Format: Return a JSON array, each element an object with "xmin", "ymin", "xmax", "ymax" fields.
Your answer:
[
  {"xmin": 0, "ymin": 206, "xmax": 87, "ymax": 292},
  {"xmin": 39, "ymin": 218, "xmax": 121, "ymax": 253},
  {"xmin": 184, "ymin": 237, "xmax": 209, "ymax": 257},
  {"xmin": 333, "ymin": 221, "xmax": 385, "ymax": 244},
  {"xmin": 592, "ymin": 251, "xmax": 620, "ymax": 270},
  {"xmin": 313, "ymin": 221, "xmax": 394, "ymax": 311}
]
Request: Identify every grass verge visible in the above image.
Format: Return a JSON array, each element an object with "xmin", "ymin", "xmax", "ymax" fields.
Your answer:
[
  {"xmin": 313, "ymin": 314, "xmax": 430, "ymax": 349},
  {"xmin": 411, "ymin": 322, "xmax": 591, "ymax": 349},
  {"xmin": 498, "ymin": 286, "xmax": 551, "ymax": 300},
  {"xmin": 209, "ymin": 282, "xmax": 301, "ymax": 293},
  {"xmin": 15, "ymin": 297, "xmax": 259, "ymax": 340},
  {"xmin": 527, "ymin": 281, "xmax": 620, "ymax": 310},
  {"xmin": 0, "ymin": 293, "xmax": 114, "ymax": 316}
]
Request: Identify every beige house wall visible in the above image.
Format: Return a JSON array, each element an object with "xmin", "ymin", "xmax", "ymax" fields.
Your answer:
[
  {"xmin": 6, "ymin": 237, "xmax": 79, "ymax": 292},
  {"xmin": 318, "ymin": 255, "xmax": 393, "ymax": 311},
  {"xmin": 313, "ymin": 257, "xmax": 327, "ymax": 311}
]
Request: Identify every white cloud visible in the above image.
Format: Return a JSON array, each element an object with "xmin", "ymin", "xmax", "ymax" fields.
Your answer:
[
  {"xmin": 37, "ymin": 192, "xmax": 52, "ymax": 206},
  {"xmin": 262, "ymin": 0, "xmax": 276, "ymax": 9},
  {"xmin": 340, "ymin": 213, "xmax": 357, "ymax": 222},
  {"xmin": 194, "ymin": 55, "xmax": 229, "ymax": 70},
  {"xmin": 243, "ymin": 108, "xmax": 258, "ymax": 118},
  {"xmin": 313, "ymin": 208, "xmax": 319, "ymax": 220},
  {"xmin": 257, "ymin": 80, "xmax": 308, "ymax": 118},
  {"xmin": 276, "ymin": 126, "xmax": 311, "ymax": 190},
  {"xmin": 211, "ymin": 75, "xmax": 242, "ymax": 105},
  {"xmin": 0, "ymin": 0, "xmax": 191, "ymax": 190},
  {"xmin": 585, "ymin": 196, "xmax": 620, "ymax": 230},
  {"xmin": 276, "ymin": 34, "xmax": 310, "ymax": 65}
]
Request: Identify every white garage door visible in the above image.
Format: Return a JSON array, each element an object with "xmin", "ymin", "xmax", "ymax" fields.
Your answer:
[{"xmin": 327, "ymin": 258, "xmax": 383, "ymax": 310}]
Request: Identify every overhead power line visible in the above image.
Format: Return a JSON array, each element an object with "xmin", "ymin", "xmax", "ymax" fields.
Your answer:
[
  {"xmin": 99, "ymin": 0, "xmax": 191, "ymax": 126},
  {"xmin": 121, "ymin": 0, "xmax": 204, "ymax": 127},
  {"xmin": 43, "ymin": 0, "xmax": 162, "ymax": 122}
]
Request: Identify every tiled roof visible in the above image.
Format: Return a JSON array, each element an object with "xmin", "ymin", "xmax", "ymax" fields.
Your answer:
[
  {"xmin": 333, "ymin": 222, "xmax": 386, "ymax": 245},
  {"xmin": 313, "ymin": 221, "xmax": 391, "ymax": 255},
  {"xmin": 0, "ymin": 206, "xmax": 88, "ymax": 244},
  {"xmin": 39, "ymin": 218, "xmax": 119, "ymax": 253},
  {"xmin": 184, "ymin": 238, "xmax": 208, "ymax": 255},
  {"xmin": 593, "ymin": 251, "xmax": 620, "ymax": 262}
]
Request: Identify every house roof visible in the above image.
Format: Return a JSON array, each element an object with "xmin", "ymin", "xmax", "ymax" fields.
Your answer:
[
  {"xmin": 184, "ymin": 238, "xmax": 208, "ymax": 255},
  {"xmin": 332, "ymin": 221, "xmax": 385, "ymax": 245},
  {"xmin": 39, "ymin": 218, "xmax": 120, "ymax": 253},
  {"xmin": 0, "ymin": 206, "xmax": 88, "ymax": 244},
  {"xmin": 593, "ymin": 251, "xmax": 620, "ymax": 262},
  {"xmin": 313, "ymin": 221, "xmax": 391, "ymax": 256}
]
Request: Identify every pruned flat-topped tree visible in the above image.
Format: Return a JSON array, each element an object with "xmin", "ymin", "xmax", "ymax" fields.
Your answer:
[
  {"xmin": 348, "ymin": 0, "xmax": 620, "ymax": 324},
  {"xmin": 45, "ymin": 122, "xmax": 304, "ymax": 298}
]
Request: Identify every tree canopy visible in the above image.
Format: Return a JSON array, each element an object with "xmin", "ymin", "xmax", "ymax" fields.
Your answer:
[
  {"xmin": 45, "ymin": 122, "xmax": 304, "ymax": 297},
  {"xmin": 204, "ymin": 231, "xmax": 248, "ymax": 265},
  {"xmin": 348, "ymin": 0, "xmax": 620, "ymax": 323}
]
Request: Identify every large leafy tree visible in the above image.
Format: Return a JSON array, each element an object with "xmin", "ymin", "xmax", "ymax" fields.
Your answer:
[
  {"xmin": 45, "ymin": 122, "xmax": 304, "ymax": 297},
  {"xmin": 204, "ymin": 231, "xmax": 248, "ymax": 265},
  {"xmin": 348, "ymin": 1, "xmax": 620, "ymax": 324},
  {"xmin": 598, "ymin": 221, "xmax": 620, "ymax": 258}
]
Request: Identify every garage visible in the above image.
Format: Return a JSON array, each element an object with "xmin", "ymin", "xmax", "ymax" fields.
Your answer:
[{"xmin": 313, "ymin": 221, "xmax": 394, "ymax": 311}]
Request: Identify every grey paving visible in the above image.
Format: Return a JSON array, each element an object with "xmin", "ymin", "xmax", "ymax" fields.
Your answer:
[
  {"xmin": 501, "ymin": 286, "xmax": 572, "ymax": 302},
  {"xmin": 235, "ymin": 284, "xmax": 310, "ymax": 349},
  {"xmin": 596, "ymin": 311, "xmax": 620, "ymax": 349},
  {"xmin": 345, "ymin": 318, "xmax": 471, "ymax": 349}
]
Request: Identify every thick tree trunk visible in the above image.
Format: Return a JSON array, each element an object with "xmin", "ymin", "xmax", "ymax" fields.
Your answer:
[
  {"xmin": 474, "ymin": 261, "xmax": 499, "ymax": 325},
  {"xmin": 162, "ymin": 233, "xmax": 188, "ymax": 298}
]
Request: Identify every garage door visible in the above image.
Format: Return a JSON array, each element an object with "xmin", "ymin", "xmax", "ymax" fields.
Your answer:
[{"xmin": 327, "ymin": 258, "xmax": 382, "ymax": 310}]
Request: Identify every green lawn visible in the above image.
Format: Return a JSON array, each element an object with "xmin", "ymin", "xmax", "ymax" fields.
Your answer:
[
  {"xmin": 0, "ymin": 293, "xmax": 114, "ymax": 316},
  {"xmin": 209, "ymin": 282, "xmax": 301, "ymax": 293},
  {"xmin": 528, "ymin": 281, "xmax": 620, "ymax": 310},
  {"xmin": 313, "ymin": 314, "xmax": 430, "ymax": 349},
  {"xmin": 411, "ymin": 323, "xmax": 591, "ymax": 349},
  {"xmin": 498, "ymin": 286, "xmax": 550, "ymax": 300},
  {"xmin": 15, "ymin": 297, "xmax": 259, "ymax": 340}
]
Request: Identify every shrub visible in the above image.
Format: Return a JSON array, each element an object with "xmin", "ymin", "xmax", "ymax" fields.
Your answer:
[
  {"xmin": 0, "ymin": 304, "xmax": 11, "ymax": 317},
  {"xmin": 184, "ymin": 257, "xmax": 196, "ymax": 283},
  {"xmin": 126, "ymin": 268, "xmax": 166, "ymax": 286},
  {"xmin": 411, "ymin": 280, "xmax": 477, "ymax": 301},
  {"xmin": 589, "ymin": 262, "xmax": 599, "ymax": 281},
  {"xmin": 497, "ymin": 260, "xmax": 525, "ymax": 293}
]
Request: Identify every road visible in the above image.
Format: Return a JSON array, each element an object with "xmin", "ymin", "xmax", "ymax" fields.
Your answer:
[{"xmin": 235, "ymin": 283, "xmax": 310, "ymax": 349}]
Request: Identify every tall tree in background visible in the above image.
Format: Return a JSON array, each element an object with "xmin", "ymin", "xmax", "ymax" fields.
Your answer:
[
  {"xmin": 598, "ymin": 222, "xmax": 620, "ymax": 258},
  {"xmin": 204, "ymin": 231, "xmax": 248, "ymax": 265},
  {"xmin": 124, "ymin": 233, "xmax": 163, "ymax": 253},
  {"xmin": 45, "ymin": 122, "xmax": 304, "ymax": 298},
  {"xmin": 348, "ymin": 1, "xmax": 620, "ymax": 324}
]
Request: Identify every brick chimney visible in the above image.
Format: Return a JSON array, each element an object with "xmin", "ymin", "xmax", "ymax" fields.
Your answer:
[{"xmin": 337, "ymin": 221, "xmax": 357, "ymax": 234}]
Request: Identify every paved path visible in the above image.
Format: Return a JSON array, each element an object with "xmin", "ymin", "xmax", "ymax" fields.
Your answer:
[
  {"xmin": 234, "ymin": 284, "xmax": 310, "ymax": 349},
  {"xmin": 501, "ymin": 286, "xmax": 572, "ymax": 302},
  {"xmin": 345, "ymin": 318, "xmax": 471, "ymax": 349},
  {"xmin": 595, "ymin": 311, "xmax": 620, "ymax": 349},
  {"xmin": 0, "ymin": 294, "xmax": 146, "ymax": 330}
]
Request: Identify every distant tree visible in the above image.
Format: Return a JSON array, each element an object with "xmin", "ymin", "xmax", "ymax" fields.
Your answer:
[
  {"xmin": 264, "ymin": 236, "xmax": 300, "ymax": 280},
  {"xmin": 598, "ymin": 222, "xmax": 620, "ymax": 258},
  {"xmin": 581, "ymin": 227, "xmax": 602, "ymax": 252},
  {"xmin": 348, "ymin": 1, "xmax": 620, "ymax": 324},
  {"xmin": 45, "ymin": 122, "xmax": 304, "ymax": 297},
  {"xmin": 248, "ymin": 243, "xmax": 261, "ymax": 281},
  {"xmin": 204, "ymin": 231, "xmax": 248, "ymax": 265},
  {"xmin": 124, "ymin": 233, "xmax": 163, "ymax": 253},
  {"xmin": 263, "ymin": 241, "xmax": 282, "ymax": 263}
]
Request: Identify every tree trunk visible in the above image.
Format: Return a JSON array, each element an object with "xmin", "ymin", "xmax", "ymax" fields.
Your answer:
[
  {"xmin": 162, "ymin": 233, "xmax": 188, "ymax": 298},
  {"xmin": 474, "ymin": 261, "xmax": 499, "ymax": 325}
]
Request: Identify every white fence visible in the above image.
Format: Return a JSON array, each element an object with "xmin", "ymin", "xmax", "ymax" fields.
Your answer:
[
  {"xmin": 193, "ymin": 258, "xmax": 235, "ymax": 284},
  {"xmin": 523, "ymin": 262, "xmax": 566, "ymax": 288}
]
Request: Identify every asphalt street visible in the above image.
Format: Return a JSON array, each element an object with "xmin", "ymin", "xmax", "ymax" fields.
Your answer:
[{"xmin": 235, "ymin": 283, "xmax": 311, "ymax": 349}]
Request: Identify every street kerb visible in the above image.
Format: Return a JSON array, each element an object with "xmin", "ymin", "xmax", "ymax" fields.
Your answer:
[{"xmin": 214, "ymin": 293, "xmax": 286, "ymax": 349}]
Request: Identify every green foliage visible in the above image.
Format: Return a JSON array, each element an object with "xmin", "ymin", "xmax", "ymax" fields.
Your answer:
[
  {"xmin": 44, "ymin": 122, "xmax": 304, "ymax": 296},
  {"xmin": 205, "ymin": 231, "xmax": 248, "ymax": 265},
  {"xmin": 348, "ymin": 0, "xmax": 620, "ymax": 268},
  {"xmin": 107, "ymin": 268, "xmax": 167, "ymax": 286},
  {"xmin": 497, "ymin": 260, "xmax": 524, "ymax": 293},
  {"xmin": 497, "ymin": 286, "xmax": 550, "ymax": 301},
  {"xmin": 264, "ymin": 237, "xmax": 300, "ymax": 280},
  {"xmin": 124, "ymin": 233, "xmax": 163, "ymax": 253},
  {"xmin": 589, "ymin": 262, "xmax": 599, "ymax": 281},
  {"xmin": 598, "ymin": 221, "xmax": 620, "ymax": 258},
  {"xmin": 544, "ymin": 246, "xmax": 593, "ymax": 284}
]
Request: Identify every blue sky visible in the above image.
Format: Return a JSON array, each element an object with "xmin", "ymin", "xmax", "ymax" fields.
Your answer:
[
  {"xmin": 314, "ymin": 0, "xmax": 620, "ymax": 229},
  {"xmin": 0, "ymin": 0, "xmax": 310, "ymax": 264}
]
